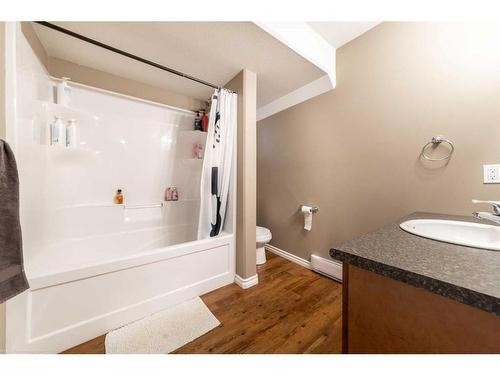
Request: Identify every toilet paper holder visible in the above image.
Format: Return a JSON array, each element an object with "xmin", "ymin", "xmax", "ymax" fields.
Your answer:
[{"xmin": 300, "ymin": 205, "xmax": 319, "ymax": 213}]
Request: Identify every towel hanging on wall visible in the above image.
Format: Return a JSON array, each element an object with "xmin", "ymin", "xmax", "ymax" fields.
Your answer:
[
  {"xmin": 0, "ymin": 139, "xmax": 29, "ymax": 303},
  {"xmin": 198, "ymin": 89, "xmax": 237, "ymax": 239}
]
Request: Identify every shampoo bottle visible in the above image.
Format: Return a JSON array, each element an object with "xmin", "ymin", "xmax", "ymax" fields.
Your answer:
[
  {"xmin": 194, "ymin": 111, "xmax": 202, "ymax": 131},
  {"xmin": 165, "ymin": 187, "xmax": 172, "ymax": 201},
  {"xmin": 50, "ymin": 115, "xmax": 66, "ymax": 146},
  {"xmin": 201, "ymin": 110, "xmax": 208, "ymax": 132},
  {"xmin": 171, "ymin": 187, "xmax": 179, "ymax": 201},
  {"xmin": 57, "ymin": 77, "xmax": 72, "ymax": 107},
  {"xmin": 114, "ymin": 189, "xmax": 124, "ymax": 204},
  {"xmin": 66, "ymin": 119, "xmax": 78, "ymax": 148}
]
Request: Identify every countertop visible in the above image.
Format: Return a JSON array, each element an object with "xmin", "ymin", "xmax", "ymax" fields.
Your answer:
[{"xmin": 330, "ymin": 212, "xmax": 500, "ymax": 315}]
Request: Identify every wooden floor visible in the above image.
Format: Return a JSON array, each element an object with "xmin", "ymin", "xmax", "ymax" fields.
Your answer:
[{"xmin": 63, "ymin": 252, "xmax": 343, "ymax": 354}]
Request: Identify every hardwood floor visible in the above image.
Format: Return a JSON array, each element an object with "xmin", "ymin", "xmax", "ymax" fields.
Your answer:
[{"xmin": 63, "ymin": 252, "xmax": 343, "ymax": 354}]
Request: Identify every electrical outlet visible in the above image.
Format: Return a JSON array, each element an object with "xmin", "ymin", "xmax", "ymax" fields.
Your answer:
[{"xmin": 483, "ymin": 164, "xmax": 500, "ymax": 183}]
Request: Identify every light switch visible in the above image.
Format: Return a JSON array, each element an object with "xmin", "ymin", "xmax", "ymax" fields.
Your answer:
[{"xmin": 483, "ymin": 164, "xmax": 500, "ymax": 183}]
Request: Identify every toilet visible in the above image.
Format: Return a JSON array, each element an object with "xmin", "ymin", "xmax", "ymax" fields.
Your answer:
[{"xmin": 256, "ymin": 226, "xmax": 272, "ymax": 265}]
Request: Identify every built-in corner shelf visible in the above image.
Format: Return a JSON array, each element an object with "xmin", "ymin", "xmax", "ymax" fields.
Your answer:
[{"xmin": 180, "ymin": 130, "xmax": 208, "ymax": 135}]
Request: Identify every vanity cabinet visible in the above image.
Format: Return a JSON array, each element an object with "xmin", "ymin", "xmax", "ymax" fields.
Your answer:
[
  {"xmin": 342, "ymin": 264, "xmax": 500, "ymax": 353},
  {"xmin": 331, "ymin": 213, "xmax": 500, "ymax": 354}
]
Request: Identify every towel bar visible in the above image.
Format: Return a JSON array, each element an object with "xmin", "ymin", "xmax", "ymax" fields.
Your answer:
[{"xmin": 421, "ymin": 136, "xmax": 454, "ymax": 161}]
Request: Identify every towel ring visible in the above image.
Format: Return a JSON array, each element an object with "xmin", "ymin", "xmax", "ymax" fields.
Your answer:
[{"xmin": 421, "ymin": 136, "xmax": 454, "ymax": 161}]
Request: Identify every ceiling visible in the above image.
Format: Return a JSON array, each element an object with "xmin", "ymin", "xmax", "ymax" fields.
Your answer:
[
  {"xmin": 307, "ymin": 22, "xmax": 380, "ymax": 48},
  {"xmin": 33, "ymin": 22, "xmax": 380, "ymax": 109},
  {"xmin": 33, "ymin": 22, "xmax": 326, "ymax": 107}
]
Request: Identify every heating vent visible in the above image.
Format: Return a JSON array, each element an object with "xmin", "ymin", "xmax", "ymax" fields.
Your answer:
[{"xmin": 311, "ymin": 254, "xmax": 343, "ymax": 282}]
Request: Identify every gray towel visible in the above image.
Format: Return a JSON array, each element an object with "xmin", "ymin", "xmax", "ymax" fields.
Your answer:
[{"xmin": 0, "ymin": 139, "xmax": 28, "ymax": 303}]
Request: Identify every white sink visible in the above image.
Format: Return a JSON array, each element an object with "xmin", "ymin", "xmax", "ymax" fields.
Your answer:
[{"xmin": 399, "ymin": 219, "xmax": 500, "ymax": 251}]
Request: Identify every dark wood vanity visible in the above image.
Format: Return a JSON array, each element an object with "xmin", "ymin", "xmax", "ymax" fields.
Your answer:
[{"xmin": 331, "ymin": 213, "xmax": 500, "ymax": 354}]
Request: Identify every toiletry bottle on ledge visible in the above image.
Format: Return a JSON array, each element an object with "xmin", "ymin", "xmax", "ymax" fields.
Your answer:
[
  {"xmin": 165, "ymin": 187, "xmax": 172, "ymax": 201},
  {"xmin": 57, "ymin": 77, "xmax": 72, "ymax": 107},
  {"xmin": 115, "ymin": 189, "xmax": 124, "ymax": 204},
  {"xmin": 66, "ymin": 119, "xmax": 78, "ymax": 148},
  {"xmin": 50, "ymin": 115, "xmax": 66, "ymax": 146},
  {"xmin": 194, "ymin": 111, "xmax": 202, "ymax": 131},
  {"xmin": 171, "ymin": 187, "xmax": 179, "ymax": 201},
  {"xmin": 193, "ymin": 143, "xmax": 203, "ymax": 159},
  {"xmin": 201, "ymin": 110, "xmax": 208, "ymax": 132}
]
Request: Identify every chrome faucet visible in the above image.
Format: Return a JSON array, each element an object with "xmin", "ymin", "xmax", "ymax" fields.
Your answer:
[{"xmin": 472, "ymin": 199, "xmax": 500, "ymax": 224}]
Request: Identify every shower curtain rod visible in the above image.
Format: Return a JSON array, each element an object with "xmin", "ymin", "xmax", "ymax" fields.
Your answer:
[{"xmin": 34, "ymin": 21, "xmax": 229, "ymax": 92}]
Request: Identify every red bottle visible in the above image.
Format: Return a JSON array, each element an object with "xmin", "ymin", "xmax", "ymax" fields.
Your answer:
[{"xmin": 201, "ymin": 110, "xmax": 208, "ymax": 132}]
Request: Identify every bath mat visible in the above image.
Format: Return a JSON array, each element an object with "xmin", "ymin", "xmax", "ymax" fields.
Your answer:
[{"xmin": 105, "ymin": 297, "xmax": 220, "ymax": 354}]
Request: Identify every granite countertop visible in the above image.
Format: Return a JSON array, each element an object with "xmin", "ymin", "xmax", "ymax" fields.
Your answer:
[{"xmin": 330, "ymin": 212, "xmax": 500, "ymax": 315}]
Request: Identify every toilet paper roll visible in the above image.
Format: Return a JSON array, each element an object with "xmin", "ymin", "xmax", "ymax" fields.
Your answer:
[{"xmin": 301, "ymin": 205, "xmax": 313, "ymax": 231}]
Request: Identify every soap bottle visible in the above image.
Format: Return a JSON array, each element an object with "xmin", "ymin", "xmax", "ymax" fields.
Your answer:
[
  {"xmin": 66, "ymin": 119, "xmax": 78, "ymax": 148},
  {"xmin": 164, "ymin": 187, "xmax": 172, "ymax": 201},
  {"xmin": 193, "ymin": 143, "xmax": 203, "ymax": 159},
  {"xmin": 194, "ymin": 111, "xmax": 202, "ymax": 131},
  {"xmin": 50, "ymin": 115, "xmax": 66, "ymax": 146},
  {"xmin": 171, "ymin": 187, "xmax": 179, "ymax": 201},
  {"xmin": 114, "ymin": 189, "xmax": 124, "ymax": 204},
  {"xmin": 201, "ymin": 110, "xmax": 208, "ymax": 132},
  {"xmin": 57, "ymin": 77, "xmax": 72, "ymax": 107}
]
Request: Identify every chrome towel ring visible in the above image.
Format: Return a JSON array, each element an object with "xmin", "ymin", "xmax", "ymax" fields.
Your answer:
[{"xmin": 421, "ymin": 136, "xmax": 454, "ymax": 161}]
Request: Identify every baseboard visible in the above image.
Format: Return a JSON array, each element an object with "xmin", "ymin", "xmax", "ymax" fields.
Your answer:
[
  {"xmin": 265, "ymin": 244, "xmax": 342, "ymax": 281},
  {"xmin": 234, "ymin": 274, "xmax": 259, "ymax": 289},
  {"xmin": 265, "ymin": 244, "xmax": 312, "ymax": 269}
]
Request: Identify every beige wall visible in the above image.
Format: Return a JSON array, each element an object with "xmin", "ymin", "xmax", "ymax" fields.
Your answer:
[
  {"xmin": 257, "ymin": 22, "xmax": 500, "ymax": 261},
  {"xmin": 21, "ymin": 22, "xmax": 48, "ymax": 68},
  {"xmin": 1, "ymin": 21, "xmax": 6, "ymax": 354},
  {"xmin": 227, "ymin": 69, "xmax": 258, "ymax": 279}
]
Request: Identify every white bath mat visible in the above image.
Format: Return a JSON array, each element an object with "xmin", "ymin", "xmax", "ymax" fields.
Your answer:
[{"xmin": 105, "ymin": 297, "xmax": 220, "ymax": 354}]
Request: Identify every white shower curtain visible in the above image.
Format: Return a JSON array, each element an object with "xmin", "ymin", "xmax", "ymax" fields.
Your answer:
[{"xmin": 198, "ymin": 89, "xmax": 237, "ymax": 239}]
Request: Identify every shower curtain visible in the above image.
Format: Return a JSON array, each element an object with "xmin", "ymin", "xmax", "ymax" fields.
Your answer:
[{"xmin": 198, "ymin": 89, "xmax": 237, "ymax": 239}]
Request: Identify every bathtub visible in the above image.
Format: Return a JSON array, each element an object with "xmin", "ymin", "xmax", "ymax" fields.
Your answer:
[
  {"xmin": 6, "ymin": 227, "xmax": 235, "ymax": 353},
  {"xmin": 5, "ymin": 25, "xmax": 237, "ymax": 353}
]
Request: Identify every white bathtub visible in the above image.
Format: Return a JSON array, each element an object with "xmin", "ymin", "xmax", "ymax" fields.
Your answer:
[
  {"xmin": 5, "ymin": 26, "xmax": 237, "ymax": 353},
  {"xmin": 6, "ymin": 228, "xmax": 235, "ymax": 353}
]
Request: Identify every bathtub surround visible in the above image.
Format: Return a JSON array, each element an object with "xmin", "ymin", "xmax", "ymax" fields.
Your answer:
[
  {"xmin": 226, "ymin": 70, "xmax": 258, "ymax": 283},
  {"xmin": 105, "ymin": 297, "xmax": 220, "ymax": 354},
  {"xmin": 257, "ymin": 22, "xmax": 500, "ymax": 262},
  {"xmin": 0, "ymin": 140, "xmax": 29, "ymax": 303},
  {"xmin": 5, "ymin": 24, "xmax": 235, "ymax": 353}
]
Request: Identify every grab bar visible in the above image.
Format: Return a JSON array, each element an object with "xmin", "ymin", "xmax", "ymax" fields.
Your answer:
[{"xmin": 124, "ymin": 202, "xmax": 164, "ymax": 209}]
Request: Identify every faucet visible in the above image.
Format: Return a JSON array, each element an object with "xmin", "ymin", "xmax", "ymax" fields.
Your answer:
[{"xmin": 472, "ymin": 199, "xmax": 500, "ymax": 224}]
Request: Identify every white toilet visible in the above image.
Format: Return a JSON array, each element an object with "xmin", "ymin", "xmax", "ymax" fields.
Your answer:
[{"xmin": 256, "ymin": 226, "xmax": 272, "ymax": 265}]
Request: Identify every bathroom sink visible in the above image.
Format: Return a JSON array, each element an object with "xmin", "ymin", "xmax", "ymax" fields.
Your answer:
[{"xmin": 399, "ymin": 219, "xmax": 500, "ymax": 251}]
